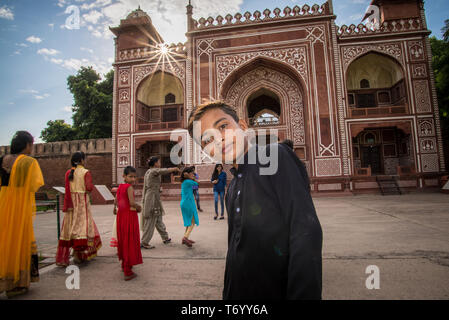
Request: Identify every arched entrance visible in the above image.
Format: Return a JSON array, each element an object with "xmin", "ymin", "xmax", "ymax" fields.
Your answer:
[
  {"xmin": 136, "ymin": 71, "xmax": 184, "ymax": 131},
  {"xmin": 346, "ymin": 52, "xmax": 408, "ymax": 117},
  {"xmin": 136, "ymin": 140, "xmax": 177, "ymax": 182},
  {"xmin": 352, "ymin": 126, "xmax": 415, "ymax": 176},
  {"xmin": 221, "ymin": 64, "xmax": 307, "ymax": 160}
]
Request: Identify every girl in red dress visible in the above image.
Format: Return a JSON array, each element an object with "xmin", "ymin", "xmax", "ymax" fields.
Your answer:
[{"xmin": 113, "ymin": 166, "xmax": 143, "ymax": 281}]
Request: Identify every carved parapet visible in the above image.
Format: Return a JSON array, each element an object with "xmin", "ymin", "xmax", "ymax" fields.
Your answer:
[
  {"xmin": 0, "ymin": 138, "xmax": 112, "ymax": 158},
  {"xmin": 192, "ymin": 2, "xmax": 329, "ymax": 30},
  {"xmin": 337, "ymin": 18, "xmax": 423, "ymax": 38},
  {"xmin": 118, "ymin": 43, "xmax": 187, "ymax": 62}
]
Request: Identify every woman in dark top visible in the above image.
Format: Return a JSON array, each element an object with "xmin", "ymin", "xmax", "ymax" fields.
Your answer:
[{"xmin": 211, "ymin": 164, "xmax": 227, "ymax": 220}]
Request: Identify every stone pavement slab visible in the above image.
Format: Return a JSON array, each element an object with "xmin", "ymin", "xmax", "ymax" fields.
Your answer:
[{"xmin": 2, "ymin": 193, "xmax": 448, "ymax": 300}]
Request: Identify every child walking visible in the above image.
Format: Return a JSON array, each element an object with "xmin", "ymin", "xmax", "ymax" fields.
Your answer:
[
  {"xmin": 180, "ymin": 166, "xmax": 199, "ymax": 248},
  {"xmin": 114, "ymin": 166, "xmax": 143, "ymax": 281}
]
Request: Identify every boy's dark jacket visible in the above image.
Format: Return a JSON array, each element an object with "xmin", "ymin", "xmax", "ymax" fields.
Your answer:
[{"xmin": 223, "ymin": 143, "xmax": 322, "ymax": 300}]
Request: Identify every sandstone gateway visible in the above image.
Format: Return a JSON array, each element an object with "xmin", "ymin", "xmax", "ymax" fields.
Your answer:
[{"xmin": 110, "ymin": 0, "xmax": 445, "ymax": 196}]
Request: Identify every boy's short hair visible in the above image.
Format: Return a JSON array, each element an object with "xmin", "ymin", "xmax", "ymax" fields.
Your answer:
[
  {"xmin": 188, "ymin": 101, "xmax": 239, "ymax": 137},
  {"xmin": 124, "ymin": 166, "xmax": 137, "ymax": 175},
  {"xmin": 281, "ymin": 139, "xmax": 294, "ymax": 150}
]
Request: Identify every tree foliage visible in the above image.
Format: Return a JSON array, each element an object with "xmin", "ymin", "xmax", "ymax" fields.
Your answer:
[
  {"xmin": 40, "ymin": 66, "xmax": 113, "ymax": 142},
  {"xmin": 430, "ymin": 19, "xmax": 449, "ymax": 169},
  {"xmin": 40, "ymin": 120, "xmax": 76, "ymax": 143}
]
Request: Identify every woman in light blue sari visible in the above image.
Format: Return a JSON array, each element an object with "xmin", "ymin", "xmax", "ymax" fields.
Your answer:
[{"xmin": 180, "ymin": 166, "xmax": 199, "ymax": 247}]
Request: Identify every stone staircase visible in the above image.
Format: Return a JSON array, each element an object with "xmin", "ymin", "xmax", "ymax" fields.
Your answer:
[{"xmin": 376, "ymin": 175, "xmax": 402, "ymax": 195}]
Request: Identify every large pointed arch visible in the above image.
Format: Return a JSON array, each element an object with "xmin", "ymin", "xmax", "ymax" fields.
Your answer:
[{"xmin": 222, "ymin": 64, "xmax": 306, "ymax": 146}]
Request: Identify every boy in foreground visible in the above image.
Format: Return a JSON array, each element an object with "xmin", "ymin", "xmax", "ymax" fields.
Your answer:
[{"xmin": 188, "ymin": 101, "xmax": 323, "ymax": 300}]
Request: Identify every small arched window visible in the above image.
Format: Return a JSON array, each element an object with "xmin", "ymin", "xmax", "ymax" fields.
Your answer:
[
  {"xmin": 360, "ymin": 79, "xmax": 370, "ymax": 89},
  {"xmin": 364, "ymin": 132, "xmax": 376, "ymax": 144},
  {"xmin": 165, "ymin": 93, "xmax": 175, "ymax": 104}
]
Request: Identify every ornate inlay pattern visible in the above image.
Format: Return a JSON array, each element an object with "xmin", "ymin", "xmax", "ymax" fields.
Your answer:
[
  {"xmin": 411, "ymin": 64, "xmax": 427, "ymax": 78},
  {"xmin": 342, "ymin": 43, "xmax": 403, "ymax": 70},
  {"xmin": 134, "ymin": 62, "xmax": 185, "ymax": 87},
  {"xmin": 315, "ymin": 158, "xmax": 342, "ymax": 177},
  {"xmin": 118, "ymin": 103, "xmax": 130, "ymax": 133},
  {"xmin": 118, "ymin": 138, "xmax": 130, "ymax": 153},
  {"xmin": 413, "ymin": 80, "xmax": 432, "ymax": 113},
  {"xmin": 421, "ymin": 153, "xmax": 439, "ymax": 172},
  {"xmin": 119, "ymin": 68, "xmax": 130, "ymax": 87},
  {"xmin": 216, "ymin": 46, "xmax": 308, "ymax": 92}
]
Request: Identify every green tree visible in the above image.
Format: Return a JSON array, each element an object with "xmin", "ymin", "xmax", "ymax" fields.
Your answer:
[
  {"xmin": 68, "ymin": 67, "xmax": 113, "ymax": 140},
  {"xmin": 430, "ymin": 19, "xmax": 449, "ymax": 169},
  {"xmin": 40, "ymin": 66, "xmax": 113, "ymax": 142},
  {"xmin": 40, "ymin": 120, "xmax": 76, "ymax": 142}
]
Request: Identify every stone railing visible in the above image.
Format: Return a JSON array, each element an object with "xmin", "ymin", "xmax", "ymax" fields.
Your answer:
[
  {"xmin": 191, "ymin": 3, "xmax": 330, "ymax": 30},
  {"xmin": 118, "ymin": 42, "xmax": 187, "ymax": 62},
  {"xmin": 0, "ymin": 138, "xmax": 112, "ymax": 157},
  {"xmin": 337, "ymin": 18, "xmax": 423, "ymax": 38}
]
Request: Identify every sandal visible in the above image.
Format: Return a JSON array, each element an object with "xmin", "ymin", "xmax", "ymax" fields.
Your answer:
[
  {"xmin": 214, "ymin": 215, "xmax": 218, "ymax": 220},
  {"xmin": 141, "ymin": 244, "xmax": 155, "ymax": 249},
  {"xmin": 124, "ymin": 273, "xmax": 137, "ymax": 281},
  {"xmin": 6, "ymin": 287, "xmax": 28, "ymax": 299},
  {"xmin": 182, "ymin": 237, "xmax": 193, "ymax": 247},
  {"xmin": 219, "ymin": 216, "xmax": 225, "ymax": 220},
  {"xmin": 163, "ymin": 238, "xmax": 172, "ymax": 244}
]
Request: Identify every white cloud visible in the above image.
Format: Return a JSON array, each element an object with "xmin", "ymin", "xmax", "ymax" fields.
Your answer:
[
  {"xmin": 19, "ymin": 89, "xmax": 50, "ymax": 100},
  {"xmin": 63, "ymin": 106, "xmax": 73, "ymax": 113},
  {"xmin": 81, "ymin": 0, "xmax": 112, "ymax": 11},
  {"xmin": 19, "ymin": 89, "xmax": 39, "ymax": 94},
  {"xmin": 350, "ymin": 13, "xmax": 363, "ymax": 21},
  {"xmin": 49, "ymin": 23, "xmax": 55, "ymax": 29},
  {"xmin": 34, "ymin": 93, "xmax": 50, "ymax": 100},
  {"xmin": 49, "ymin": 57, "xmax": 111, "ymax": 75},
  {"xmin": 26, "ymin": 36, "xmax": 43, "ymax": 44},
  {"xmin": 57, "ymin": 0, "xmax": 68, "ymax": 8},
  {"xmin": 97, "ymin": 0, "xmax": 244, "ymax": 43},
  {"xmin": 83, "ymin": 10, "xmax": 103, "ymax": 24},
  {"xmin": 37, "ymin": 48, "xmax": 61, "ymax": 56},
  {"xmin": 80, "ymin": 47, "xmax": 94, "ymax": 54},
  {"xmin": 16, "ymin": 42, "xmax": 28, "ymax": 47},
  {"xmin": 0, "ymin": 6, "xmax": 14, "ymax": 20}
]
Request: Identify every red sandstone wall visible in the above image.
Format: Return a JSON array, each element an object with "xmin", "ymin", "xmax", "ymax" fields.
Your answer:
[
  {"xmin": 0, "ymin": 138, "xmax": 113, "ymax": 191},
  {"xmin": 36, "ymin": 154, "xmax": 112, "ymax": 191}
]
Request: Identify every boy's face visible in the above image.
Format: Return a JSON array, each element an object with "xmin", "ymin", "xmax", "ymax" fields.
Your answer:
[
  {"xmin": 124, "ymin": 172, "xmax": 137, "ymax": 184},
  {"xmin": 196, "ymin": 108, "xmax": 248, "ymax": 163}
]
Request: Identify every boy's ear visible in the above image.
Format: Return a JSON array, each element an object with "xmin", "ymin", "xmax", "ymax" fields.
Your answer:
[{"xmin": 238, "ymin": 119, "xmax": 248, "ymax": 131}]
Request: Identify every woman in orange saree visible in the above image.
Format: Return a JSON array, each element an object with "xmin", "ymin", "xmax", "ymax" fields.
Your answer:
[
  {"xmin": 0, "ymin": 131, "xmax": 44, "ymax": 298},
  {"xmin": 55, "ymin": 151, "xmax": 102, "ymax": 266}
]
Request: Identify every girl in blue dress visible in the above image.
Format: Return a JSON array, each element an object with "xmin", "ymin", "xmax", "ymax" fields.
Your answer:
[{"xmin": 180, "ymin": 166, "xmax": 199, "ymax": 247}]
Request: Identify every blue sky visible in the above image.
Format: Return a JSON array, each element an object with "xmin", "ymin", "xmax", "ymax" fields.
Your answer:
[{"xmin": 0, "ymin": 0, "xmax": 448, "ymax": 146}]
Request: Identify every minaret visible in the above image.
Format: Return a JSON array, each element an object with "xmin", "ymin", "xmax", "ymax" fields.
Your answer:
[{"xmin": 186, "ymin": 0, "xmax": 193, "ymax": 31}]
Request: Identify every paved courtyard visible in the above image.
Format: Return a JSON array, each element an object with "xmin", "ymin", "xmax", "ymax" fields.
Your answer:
[{"xmin": 2, "ymin": 192, "xmax": 449, "ymax": 300}]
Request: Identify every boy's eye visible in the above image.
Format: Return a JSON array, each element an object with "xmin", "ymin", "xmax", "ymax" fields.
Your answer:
[
  {"xmin": 219, "ymin": 123, "xmax": 227, "ymax": 131},
  {"xmin": 203, "ymin": 135, "xmax": 214, "ymax": 146}
]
